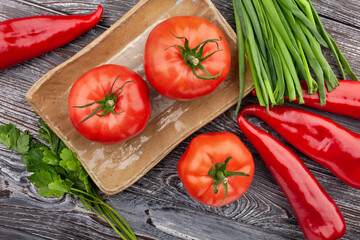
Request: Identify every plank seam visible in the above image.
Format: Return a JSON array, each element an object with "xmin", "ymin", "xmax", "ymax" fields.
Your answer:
[{"xmin": 319, "ymin": 13, "xmax": 360, "ymax": 31}]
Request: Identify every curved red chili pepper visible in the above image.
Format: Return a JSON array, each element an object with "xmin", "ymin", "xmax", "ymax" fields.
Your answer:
[
  {"xmin": 251, "ymin": 80, "xmax": 360, "ymax": 119},
  {"xmin": 237, "ymin": 114, "xmax": 346, "ymax": 240},
  {"xmin": 241, "ymin": 104, "xmax": 360, "ymax": 189},
  {"xmin": 0, "ymin": 5, "xmax": 103, "ymax": 71}
]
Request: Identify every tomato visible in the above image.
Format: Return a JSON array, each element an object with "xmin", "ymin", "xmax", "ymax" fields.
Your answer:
[
  {"xmin": 68, "ymin": 64, "xmax": 151, "ymax": 145},
  {"xmin": 178, "ymin": 132, "xmax": 254, "ymax": 207},
  {"xmin": 144, "ymin": 16, "xmax": 231, "ymax": 101}
]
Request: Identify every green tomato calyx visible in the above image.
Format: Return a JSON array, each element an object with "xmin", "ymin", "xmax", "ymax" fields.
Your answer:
[
  {"xmin": 167, "ymin": 30, "xmax": 223, "ymax": 80},
  {"xmin": 73, "ymin": 76, "xmax": 134, "ymax": 125},
  {"xmin": 208, "ymin": 157, "xmax": 250, "ymax": 205}
]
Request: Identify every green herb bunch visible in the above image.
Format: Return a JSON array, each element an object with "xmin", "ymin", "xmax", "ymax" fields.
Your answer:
[
  {"xmin": 233, "ymin": 0, "xmax": 358, "ymax": 114},
  {"xmin": 0, "ymin": 120, "xmax": 136, "ymax": 240}
]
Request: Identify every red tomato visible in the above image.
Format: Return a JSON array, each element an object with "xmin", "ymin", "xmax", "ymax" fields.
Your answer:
[
  {"xmin": 68, "ymin": 64, "xmax": 151, "ymax": 145},
  {"xmin": 144, "ymin": 16, "xmax": 231, "ymax": 100},
  {"xmin": 178, "ymin": 132, "xmax": 254, "ymax": 207}
]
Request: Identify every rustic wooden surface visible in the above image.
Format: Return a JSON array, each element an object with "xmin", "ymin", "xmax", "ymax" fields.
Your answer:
[{"xmin": 0, "ymin": 0, "xmax": 359, "ymax": 239}]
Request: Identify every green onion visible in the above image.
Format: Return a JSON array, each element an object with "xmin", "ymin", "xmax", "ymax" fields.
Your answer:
[{"xmin": 233, "ymin": 0, "xmax": 358, "ymax": 112}]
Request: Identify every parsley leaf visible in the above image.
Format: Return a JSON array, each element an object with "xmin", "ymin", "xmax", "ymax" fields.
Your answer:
[
  {"xmin": 16, "ymin": 130, "xmax": 31, "ymax": 154},
  {"xmin": 29, "ymin": 170, "xmax": 54, "ymax": 188},
  {"xmin": 59, "ymin": 148, "xmax": 90, "ymax": 192},
  {"xmin": 41, "ymin": 147, "xmax": 59, "ymax": 165},
  {"xmin": 0, "ymin": 123, "xmax": 20, "ymax": 150},
  {"xmin": 21, "ymin": 143, "xmax": 49, "ymax": 172},
  {"xmin": 48, "ymin": 179, "xmax": 73, "ymax": 198},
  {"xmin": 29, "ymin": 169, "xmax": 73, "ymax": 198},
  {"xmin": 29, "ymin": 169, "xmax": 69, "ymax": 198},
  {"xmin": 59, "ymin": 148, "xmax": 80, "ymax": 172}
]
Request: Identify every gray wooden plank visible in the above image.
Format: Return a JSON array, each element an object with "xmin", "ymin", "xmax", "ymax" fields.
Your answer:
[{"xmin": 311, "ymin": 0, "xmax": 360, "ymax": 29}]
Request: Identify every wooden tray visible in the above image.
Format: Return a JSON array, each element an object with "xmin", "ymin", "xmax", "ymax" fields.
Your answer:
[{"xmin": 26, "ymin": 0, "xmax": 253, "ymax": 195}]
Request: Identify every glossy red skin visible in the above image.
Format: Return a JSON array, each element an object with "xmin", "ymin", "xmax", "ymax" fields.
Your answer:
[
  {"xmin": 237, "ymin": 115, "xmax": 346, "ymax": 240},
  {"xmin": 241, "ymin": 104, "xmax": 360, "ymax": 189},
  {"xmin": 68, "ymin": 64, "xmax": 151, "ymax": 145},
  {"xmin": 0, "ymin": 5, "xmax": 103, "ymax": 71},
  {"xmin": 251, "ymin": 80, "xmax": 360, "ymax": 120},
  {"xmin": 177, "ymin": 132, "xmax": 254, "ymax": 207},
  {"xmin": 298, "ymin": 80, "xmax": 360, "ymax": 120},
  {"xmin": 144, "ymin": 16, "xmax": 231, "ymax": 100}
]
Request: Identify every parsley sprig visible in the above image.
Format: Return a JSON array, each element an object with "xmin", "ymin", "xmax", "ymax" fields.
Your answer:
[{"xmin": 0, "ymin": 120, "xmax": 136, "ymax": 240}]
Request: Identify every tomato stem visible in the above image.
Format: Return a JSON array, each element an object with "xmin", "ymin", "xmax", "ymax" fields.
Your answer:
[
  {"xmin": 73, "ymin": 77, "xmax": 134, "ymax": 125},
  {"xmin": 106, "ymin": 99, "xmax": 115, "ymax": 108},
  {"xmin": 208, "ymin": 157, "xmax": 250, "ymax": 205},
  {"xmin": 187, "ymin": 56, "xmax": 200, "ymax": 66},
  {"xmin": 216, "ymin": 171, "xmax": 228, "ymax": 184},
  {"xmin": 167, "ymin": 30, "xmax": 223, "ymax": 80}
]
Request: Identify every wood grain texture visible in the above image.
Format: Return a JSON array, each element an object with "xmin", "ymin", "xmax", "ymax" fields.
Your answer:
[{"xmin": 0, "ymin": 0, "xmax": 359, "ymax": 239}]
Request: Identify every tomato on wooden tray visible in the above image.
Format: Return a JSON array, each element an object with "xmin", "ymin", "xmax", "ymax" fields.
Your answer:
[
  {"xmin": 144, "ymin": 16, "xmax": 231, "ymax": 101},
  {"xmin": 178, "ymin": 132, "xmax": 254, "ymax": 207},
  {"xmin": 68, "ymin": 64, "xmax": 151, "ymax": 145}
]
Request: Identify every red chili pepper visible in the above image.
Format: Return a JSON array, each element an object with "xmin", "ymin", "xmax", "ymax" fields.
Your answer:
[
  {"xmin": 0, "ymin": 5, "xmax": 103, "ymax": 71},
  {"xmin": 237, "ymin": 114, "xmax": 346, "ymax": 240},
  {"xmin": 251, "ymin": 80, "xmax": 360, "ymax": 119},
  {"xmin": 241, "ymin": 104, "xmax": 360, "ymax": 189}
]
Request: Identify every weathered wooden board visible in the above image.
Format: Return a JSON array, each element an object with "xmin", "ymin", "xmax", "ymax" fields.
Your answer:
[{"xmin": 0, "ymin": 0, "xmax": 359, "ymax": 239}]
